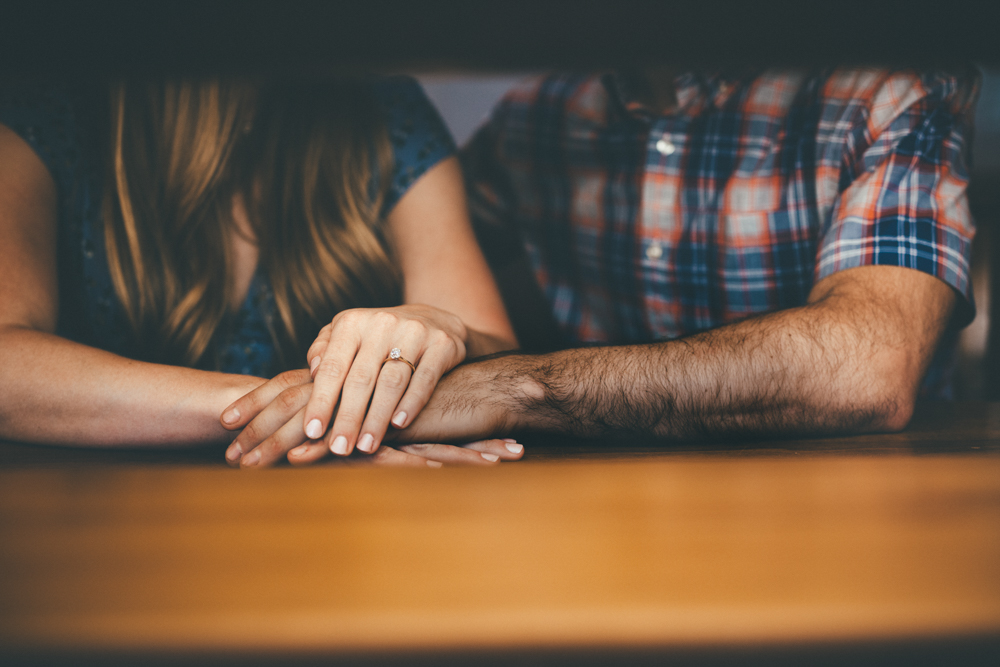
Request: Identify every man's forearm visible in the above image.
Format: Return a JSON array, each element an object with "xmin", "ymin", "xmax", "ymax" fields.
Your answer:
[
  {"xmin": 400, "ymin": 267, "xmax": 953, "ymax": 442},
  {"xmin": 502, "ymin": 306, "xmax": 907, "ymax": 439}
]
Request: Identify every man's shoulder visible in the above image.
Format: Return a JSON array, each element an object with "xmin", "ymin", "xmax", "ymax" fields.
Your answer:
[{"xmin": 766, "ymin": 67, "xmax": 976, "ymax": 122}]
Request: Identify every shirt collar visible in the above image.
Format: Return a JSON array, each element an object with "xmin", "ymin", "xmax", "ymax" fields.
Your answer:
[{"xmin": 608, "ymin": 70, "xmax": 745, "ymax": 120}]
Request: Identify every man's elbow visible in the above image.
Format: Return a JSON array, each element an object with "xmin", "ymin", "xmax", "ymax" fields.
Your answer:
[
  {"xmin": 845, "ymin": 355, "xmax": 919, "ymax": 433},
  {"xmin": 873, "ymin": 390, "xmax": 916, "ymax": 432}
]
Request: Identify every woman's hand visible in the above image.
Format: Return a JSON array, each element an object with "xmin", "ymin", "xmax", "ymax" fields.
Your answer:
[
  {"xmin": 221, "ymin": 368, "xmax": 524, "ymax": 468},
  {"xmin": 301, "ymin": 304, "xmax": 469, "ymax": 457}
]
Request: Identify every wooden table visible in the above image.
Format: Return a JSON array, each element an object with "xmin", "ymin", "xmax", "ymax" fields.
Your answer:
[{"xmin": 2, "ymin": 401, "xmax": 999, "ymax": 665}]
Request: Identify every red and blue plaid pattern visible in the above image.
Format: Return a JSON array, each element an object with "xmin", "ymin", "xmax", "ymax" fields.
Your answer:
[{"xmin": 463, "ymin": 69, "xmax": 979, "ymax": 352}]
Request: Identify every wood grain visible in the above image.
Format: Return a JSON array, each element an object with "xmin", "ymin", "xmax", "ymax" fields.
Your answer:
[{"xmin": 1, "ymin": 455, "xmax": 998, "ymax": 653}]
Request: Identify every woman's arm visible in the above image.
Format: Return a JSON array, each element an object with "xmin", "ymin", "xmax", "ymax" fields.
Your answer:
[
  {"xmin": 391, "ymin": 156, "xmax": 516, "ymax": 359},
  {"xmin": 0, "ymin": 123, "xmax": 264, "ymax": 448}
]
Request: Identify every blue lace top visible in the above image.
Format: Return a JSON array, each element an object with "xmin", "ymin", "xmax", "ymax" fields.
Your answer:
[{"xmin": 0, "ymin": 77, "xmax": 455, "ymax": 377}]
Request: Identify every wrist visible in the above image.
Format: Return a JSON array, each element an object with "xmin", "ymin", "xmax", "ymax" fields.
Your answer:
[
  {"xmin": 185, "ymin": 372, "xmax": 267, "ymax": 439},
  {"xmin": 485, "ymin": 353, "xmax": 550, "ymax": 432},
  {"xmin": 215, "ymin": 373, "xmax": 268, "ymax": 417}
]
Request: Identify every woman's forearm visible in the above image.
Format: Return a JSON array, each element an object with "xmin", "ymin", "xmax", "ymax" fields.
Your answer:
[
  {"xmin": 0, "ymin": 326, "xmax": 265, "ymax": 447},
  {"xmin": 464, "ymin": 326, "xmax": 518, "ymax": 360}
]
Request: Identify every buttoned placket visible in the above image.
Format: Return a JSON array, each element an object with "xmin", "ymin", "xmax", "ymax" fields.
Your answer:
[
  {"xmin": 642, "ymin": 116, "xmax": 686, "ymax": 261},
  {"xmin": 639, "ymin": 113, "xmax": 688, "ymax": 337}
]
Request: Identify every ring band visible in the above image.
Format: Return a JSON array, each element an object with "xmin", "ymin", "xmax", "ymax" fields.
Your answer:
[{"xmin": 383, "ymin": 347, "xmax": 416, "ymax": 372}]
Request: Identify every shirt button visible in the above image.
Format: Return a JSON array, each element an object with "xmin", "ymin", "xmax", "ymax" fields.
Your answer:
[
  {"xmin": 655, "ymin": 139, "xmax": 676, "ymax": 156},
  {"xmin": 646, "ymin": 243, "xmax": 663, "ymax": 260}
]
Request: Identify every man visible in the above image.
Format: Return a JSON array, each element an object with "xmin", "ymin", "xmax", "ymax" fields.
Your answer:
[{"xmin": 392, "ymin": 67, "xmax": 979, "ymax": 445}]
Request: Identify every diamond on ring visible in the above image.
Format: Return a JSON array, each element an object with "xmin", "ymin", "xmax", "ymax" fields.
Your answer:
[{"xmin": 383, "ymin": 347, "xmax": 416, "ymax": 372}]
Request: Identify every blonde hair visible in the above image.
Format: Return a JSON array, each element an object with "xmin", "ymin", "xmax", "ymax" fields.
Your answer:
[{"xmin": 103, "ymin": 79, "xmax": 400, "ymax": 369}]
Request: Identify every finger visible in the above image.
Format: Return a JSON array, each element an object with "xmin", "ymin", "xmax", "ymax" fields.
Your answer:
[
  {"xmin": 369, "ymin": 446, "xmax": 444, "ymax": 468},
  {"xmin": 225, "ymin": 382, "xmax": 313, "ymax": 466},
  {"xmin": 398, "ymin": 443, "xmax": 503, "ymax": 466},
  {"xmin": 354, "ymin": 354, "xmax": 417, "ymax": 454},
  {"xmin": 303, "ymin": 324, "xmax": 362, "ymax": 442},
  {"xmin": 461, "ymin": 438, "xmax": 525, "ymax": 461},
  {"xmin": 287, "ymin": 439, "xmax": 329, "ymax": 466},
  {"xmin": 327, "ymin": 345, "xmax": 401, "ymax": 456},
  {"xmin": 306, "ymin": 323, "xmax": 334, "ymax": 378},
  {"xmin": 387, "ymin": 345, "xmax": 453, "ymax": 430},
  {"xmin": 220, "ymin": 369, "xmax": 311, "ymax": 430},
  {"xmin": 238, "ymin": 406, "xmax": 311, "ymax": 469}
]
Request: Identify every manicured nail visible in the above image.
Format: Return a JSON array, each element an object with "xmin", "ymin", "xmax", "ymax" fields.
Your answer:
[
  {"xmin": 309, "ymin": 356, "xmax": 321, "ymax": 377},
  {"xmin": 305, "ymin": 419, "xmax": 324, "ymax": 440},
  {"xmin": 226, "ymin": 442, "xmax": 243, "ymax": 462},
  {"xmin": 241, "ymin": 450, "xmax": 260, "ymax": 467},
  {"xmin": 357, "ymin": 434, "xmax": 375, "ymax": 453},
  {"xmin": 505, "ymin": 443, "xmax": 523, "ymax": 454},
  {"xmin": 222, "ymin": 408, "xmax": 240, "ymax": 425},
  {"xmin": 503, "ymin": 438, "xmax": 517, "ymax": 443},
  {"xmin": 391, "ymin": 411, "xmax": 407, "ymax": 428},
  {"xmin": 427, "ymin": 460, "xmax": 443, "ymax": 468},
  {"xmin": 331, "ymin": 435, "xmax": 349, "ymax": 455},
  {"xmin": 481, "ymin": 453, "xmax": 500, "ymax": 462}
]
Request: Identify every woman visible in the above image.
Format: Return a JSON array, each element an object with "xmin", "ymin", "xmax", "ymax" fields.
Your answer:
[{"xmin": 0, "ymin": 77, "xmax": 521, "ymax": 467}]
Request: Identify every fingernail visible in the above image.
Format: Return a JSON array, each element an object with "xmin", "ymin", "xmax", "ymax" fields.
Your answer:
[
  {"xmin": 357, "ymin": 433, "xmax": 375, "ymax": 453},
  {"xmin": 290, "ymin": 445, "xmax": 309, "ymax": 457},
  {"xmin": 241, "ymin": 450, "xmax": 260, "ymax": 467},
  {"xmin": 226, "ymin": 442, "xmax": 243, "ymax": 462},
  {"xmin": 481, "ymin": 452, "xmax": 500, "ymax": 462},
  {"xmin": 309, "ymin": 356, "xmax": 321, "ymax": 377},
  {"xmin": 503, "ymin": 438, "xmax": 517, "ymax": 443},
  {"xmin": 427, "ymin": 460, "xmax": 443, "ymax": 468},
  {"xmin": 391, "ymin": 411, "xmax": 407, "ymax": 428},
  {"xmin": 331, "ymin": 435, "xmax": 349, "ymax": 455},
  {"xmin": 505, "ymin": 443, "xmax": 524, "ymax": 454},
  {"xmin": 305, "ymin": 419, "xmax": 324, "ymax": 440},
  {"xmin": 222, "ymin": 408, "xmax": 240, "ymax": 425}
]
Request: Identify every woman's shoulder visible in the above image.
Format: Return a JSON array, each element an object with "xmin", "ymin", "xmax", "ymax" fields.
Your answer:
[
  {"xmin": 369, "ymin": 76, "xmax": 456, "ymax": 213},
  {"xmin": 0, "ymin": 81, "xmax": 104, "ymax": 199}
]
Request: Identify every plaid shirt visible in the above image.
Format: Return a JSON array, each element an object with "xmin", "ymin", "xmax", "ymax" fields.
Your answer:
[{"xmin": 463, "ymin": 69, "xmax": 979, "ymax": 394}]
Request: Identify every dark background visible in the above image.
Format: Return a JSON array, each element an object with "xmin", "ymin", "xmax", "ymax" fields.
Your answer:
[
  {"xmin": 2, "ymin": 0, "xmax": 998, "ymax": 76},
  {"xmin": 3, "ymin": 0, "xmax": 998, "ymax": 396}
]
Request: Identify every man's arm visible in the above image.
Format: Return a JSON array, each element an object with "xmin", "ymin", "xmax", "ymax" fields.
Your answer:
[{"xmin": 394, "ymin": 265, "xmax": 955, "ymax": 442}]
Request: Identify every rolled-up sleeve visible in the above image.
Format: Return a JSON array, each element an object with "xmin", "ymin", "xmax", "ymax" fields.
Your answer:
[{"xmin": 815, "ymin": 69, "xmax": 980, "ymax": 324}]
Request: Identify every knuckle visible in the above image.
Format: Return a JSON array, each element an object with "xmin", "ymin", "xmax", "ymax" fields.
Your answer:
[
  {"xmin": 345, "ymin": 370, "xmax": 375, "ymax": 389},
  {"xmin": 262, "ymin": 438, "xmax": 288, "ymax": 460},
  {"xmin": 276, "ymin": 369, "xmax": 304, "ymax": 389},
  {"xmin": 316, "ymin": 360, "xmax": 347, "ymax": 381},
  {"xmin": 334, "ymin": 417, "xmax": 361, "ymax": 435},
  {"xmin": 333, "ymin": 406, "xmax": 363, "ymax": 428},
  {"xmin": 240, "ymin": 422, "xmax": 261, "ymax": 446},
  {"xmin": 341, "ymin": 309, "xmax": 362, "ymax": 323},
  {"xmin": 337, "ymin": 309, "xmax": 367, "ymax": 330},
  {"xmin": 373, "ymin": 310, "xmax": 398, "ymax": 329},
  {"xmin": 401, "ymin": 319, "xmax": 427, "ymax": 338},
  {"xmin": 430, "ymin": 329, "xmax": 452, "ymax": 346},
  {"xmin": 380, "ymin": 365, "xmax": 409, "ymax": 390},
  {"xmin": 409, "ymin": 369, "xmax": 437, "ymax": 392},
  {"xmin": 276, "ymin": 386, "xmax": 304, "ymax": 412}
]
